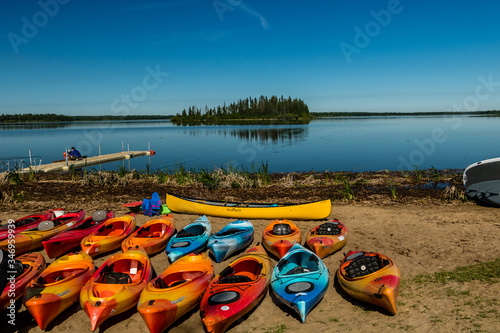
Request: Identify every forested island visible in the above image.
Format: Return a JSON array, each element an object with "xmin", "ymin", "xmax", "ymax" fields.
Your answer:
[{"xmin": 169, "ymin": 96, "xmax": 311, "ymax": 124}]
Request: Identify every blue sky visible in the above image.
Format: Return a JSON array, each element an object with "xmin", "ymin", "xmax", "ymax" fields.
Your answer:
[{"xmin": 1, "ymin": 0, "xmax": 500, "ymax": 115}]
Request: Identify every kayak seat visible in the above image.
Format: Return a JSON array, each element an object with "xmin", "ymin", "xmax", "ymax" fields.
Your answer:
[
  {"xmin": 20, "ymin": 217, "xmax": 36, "ymax": 226},
  {"xmin": 159, "ymin": 279, "xmax": 186, "ymax": 288},
  {"xmin": 108, "ymin": 229, "xmax": 125, "ymax": 237},
  {"xmin": 220, "ymin": 274, "xmax": 252, "ymax": 284},
  {"xmin": 273, "ymin": 223, "xmax": 292, "ymax": 236},
  {"xmin": 138, "ymin": 226, "xmax": 151, "ymax": 235},
  {"xmin": 316, "ymin": 222, "xmax": 341, "ymax": 236},
  {"xmin": 217, "ymin": 228, "xmax": 242, "ymax": 237},
  {"xmin": 150, "ymin": 231, "xmax": 162, "ymax": 238},
  {"xmin": 285, "ymin": 266, "xmax": 310, "ymax": 275},
  {"xmin": 182, "ymin": 271, "xmax": 204, "ymax": 280},
  {"xmin": 103, "ymin": 272, "xmax": 132, "ymax": 284},
  {"xmin": 177, "ymin": 231, "xmax": 198, "ymax": 238},
  {"xmin": 345, "ymin": 256, "xmax": 380, "ymax": 278}
]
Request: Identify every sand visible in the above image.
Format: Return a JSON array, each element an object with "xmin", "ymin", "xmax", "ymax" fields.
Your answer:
[{"xmin": 2, "ymin": 201, "xmax": 500, "ymax": 333}]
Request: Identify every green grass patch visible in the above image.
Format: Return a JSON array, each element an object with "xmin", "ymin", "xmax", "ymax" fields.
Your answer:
[
  {"xmin": 265, "ymin": 324, "xmax": 287, "ymax": 333},
  {"xmin": 414, "ymin": 258, "xmax": 500, "ymax": 284}
]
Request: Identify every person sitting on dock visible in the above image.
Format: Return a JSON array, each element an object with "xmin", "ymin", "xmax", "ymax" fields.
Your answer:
[{"xmin": 69, "ymin": 147, "xmax": 81, "ymax": 160}]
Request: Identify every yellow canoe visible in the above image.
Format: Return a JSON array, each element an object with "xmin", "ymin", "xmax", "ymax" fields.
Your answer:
[{"xmin": 165, "ymin": 193, "xmax": 332, "ymax": 220}]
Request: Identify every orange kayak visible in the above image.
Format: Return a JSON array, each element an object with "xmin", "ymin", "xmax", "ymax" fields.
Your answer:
[
  {"xmin": 200, "ymin": 243, "xmax": 271, "ymax": 333},
  {"xmin": 24, "ymin": 253, "xmax": 95, "ymax": 330},
  {"xmin": 262, "ymin": 219, "xmax": 302, "ymax": 259},
  {"xmin": 0, "ymin": 252, "xmax": 46, "ymax": 311},
  {"xmin": 138, "ymin": 253, "xmax": 214, "ymax": 333},
  {"xmin": 81, "ymin": 214, "xmax": 136, "ymax": 257},
  {"xmin": 121, "ymin": 214, "xmax": 175, "ymax": 255},
  {"xmin": 80, "ymin": 248, "xmax": 152, "ymax": 331},
  {"xmin": 305, "ymin": 219, "xmax": 348, "ymax": 259},
  {"xmin": 336, "ymin": 250, "xmax": 400, "ymax": 315}
]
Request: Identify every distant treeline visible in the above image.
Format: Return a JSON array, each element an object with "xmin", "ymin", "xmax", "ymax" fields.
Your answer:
[
  {"xmin": 3, "ymin": 108, "xmax": 500, "ymax": 124},
  {"xmin": 310, "ymin": 110, "xmax": 500, "ymax": 117},
  {"xmin": 170, "ymin": 96, "xmax": 311, "ymax": 124},
  {"xmin": 0, "ymin": 113, "xmax": 172, "ymax": 123}
]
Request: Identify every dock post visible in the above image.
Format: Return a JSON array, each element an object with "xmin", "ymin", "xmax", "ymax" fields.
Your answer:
[
  {"xmin": 29, "ymin": 149, "xmax": 32, "ymax": 167},
  {"xmin": 128, "ymin": 143, "xmax": 130, "ymax": 155},
  {"xmin": 122, "ymin": 140, "xmax": 124, "ymax": 152},
  {"xmin": 148, "ymin": 141, "xmax": 151, "ymax": 167},
  {"xmin": 99, "ymin": 144, "xmax": 101, "ymax": 156},
  {"xmin": 65, "ymin": 147, "xmax": 68, "ymax": 166}
]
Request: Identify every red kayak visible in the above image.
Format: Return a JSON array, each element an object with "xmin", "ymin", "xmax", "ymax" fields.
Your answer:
[
  {"xmin": 0, "ymin": 210, "xmax": 86, "ymax": 256},
  {"xmin": 0, "ymin": 209, "xmax": 58, "ymax": 241},
  {"xmin": 43, "ymin": 211, "xmax": 114, "ymax": 259}
]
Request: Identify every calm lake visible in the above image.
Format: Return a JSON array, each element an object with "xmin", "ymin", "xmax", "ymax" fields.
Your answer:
[{"xmin": 1, "ymin": 116, "xmax": 499, "ymax": 173}]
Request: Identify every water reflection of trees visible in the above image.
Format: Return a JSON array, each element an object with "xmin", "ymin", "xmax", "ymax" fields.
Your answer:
[
  {"xmin": 231, "ymin": 128, "xmax": 306, "ymax": 144},
  {"xmin": 183, "ymin": 126, "xmax": 307, "ymax": 144},
  {"xmin": 0, "ymin": 122, "xmax": 74, "ymax": 130}
]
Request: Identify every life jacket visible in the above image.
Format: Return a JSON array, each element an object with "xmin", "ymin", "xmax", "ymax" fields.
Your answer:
[{"xmin": 142, "ymin": 192, "xmax": 161, "ymax": 217}]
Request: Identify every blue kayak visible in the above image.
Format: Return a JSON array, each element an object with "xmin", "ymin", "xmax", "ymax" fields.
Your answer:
[
  {"xmin": 207, "ymin": 219, "xmax": 254, "ymax": 263},
  {"xmin": 165, "ymin": 215, "xmax": 211, "ymax": 262},
  {"xmin": 271, "ymin": 243, "xmax": 329, "ymax": 323}
]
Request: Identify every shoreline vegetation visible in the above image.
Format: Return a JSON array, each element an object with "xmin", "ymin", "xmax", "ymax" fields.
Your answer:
[
  {"xmin": 1, "ymin": 102, "xmax": 499, "ymax": 123},
  {"xmin": 0, "ymin": 165, "xmax": 467, "ymax": 208}
]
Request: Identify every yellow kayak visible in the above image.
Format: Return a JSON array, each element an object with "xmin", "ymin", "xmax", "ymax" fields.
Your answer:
[
  {"xmin": 24, "ymin": 253, "xmax": 95, "ymax": 330},
  {"xmin": 337, "ymin": 250, "xmax": 400, "ymax": 315},
  {"xmin": 165, "ymin": 192, "xmax": 332, "ymax": 220},
  {"xmin": 138, "ymin": 253, "xmax": 214, "ymax": 333},
  {"xmin": 0, "ymin": 252, "xmax": 46, "ymax": 311},
  {"xmin": 80, "ymin": 248, "xmax": 152, "ymax": 331},
  {"xmin": 81, "ymin": 214, "xmax": 136, "ymax": 257},
  {"xmin": 121, "ymin": 214, "xmax": 175, "ymax": 255}
]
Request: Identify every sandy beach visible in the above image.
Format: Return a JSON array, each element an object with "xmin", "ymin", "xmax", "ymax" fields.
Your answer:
[{"xmin": 1, "ymin": 195, "xmax": 499, "ymax": 332}]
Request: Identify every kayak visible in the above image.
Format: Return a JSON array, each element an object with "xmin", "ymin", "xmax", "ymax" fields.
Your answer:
[
  {"xmin": 24, "ymin": 253, "xmax": 95, "ymax": 330},
  {"xmin": 165, "ymin": 192, "xmax": 332, "ymax": 220},
  {"xmin": 122, "ymin": 201, "xmax": 143, "ymax": 210},
  {"xmin": 0, "ymin": 210, "xmax": 86, "ymax": 256},
  {"xmin": 305, "ymin": 219, "xmax": 348, "ymax": 259},
  {"xmin": 207, "ymin": 219, "xmax": 254, "ymax": 263},
  {"xmin": 271, "ymin": 243, "xmax": 329, "ymax": 323},
  {"xmin": 43, "ymin": 210, "xmax": 114, "ymax": 258},
  {"xmin": 81, "ymin": 214, "xmax": 136, "ymax": 257},
  {"xmin": 80, "ymin": 248, "xmax": 152, "ymax": 331},
  {"xmin": 262, "ymin": 219, "xmax": 302, "ymax": 259},
  {"xmin": 138, "ymin": 253, "xmax": 214, "ymax": 333},
  {"xmin": 0, "ymin": 252, "xmax": 46, "ymax": 311},
  {"xmin": 200, "ymin": 243, "xmax": 271, "ymax": 333},
  {"xmin": 121, "ymin": 214, "xmax": 175, "ymax": 255},
  {"xmin": 165, "ymin": 215, "xmax": 211, "ymax": 262},
  {"xmin": 0, "ymin": 209, "xmax": 56, "ymax": 241},
  {"xmin": 336, "ymin": 250, "xmax": 400, "ymax": 315}
]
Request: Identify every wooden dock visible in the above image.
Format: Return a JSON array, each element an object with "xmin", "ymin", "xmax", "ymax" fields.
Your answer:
[{"xmin": 25, "ymin": 150, "xmax": 155, "ymax": 173}]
